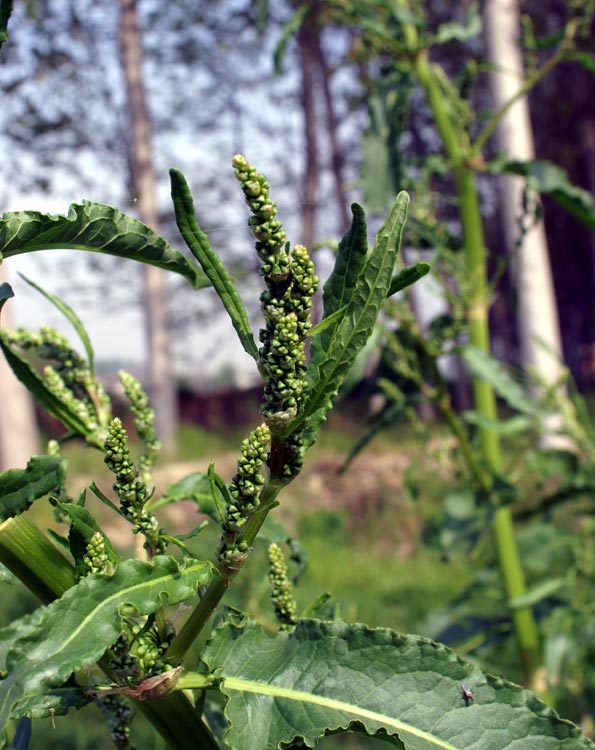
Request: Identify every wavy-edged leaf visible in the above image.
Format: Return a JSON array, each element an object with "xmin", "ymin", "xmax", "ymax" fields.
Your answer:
[
  {"xmin": 491, "ymin": 158, "xmax": 595, "ymax": 230},
  {"xmin": 387, "ymin": 262, "xmax": 431, "ymax": 297},
  {"xmin": 297, "ymin": 193, "xmax": 408, "ymax": 441},
  {"xmin": 201, "ymin": 616, "xmax": 594, "ymax": 750},
  {"xmin": 0, "ymin": 556, "xmax": 215, "ymax": 743},
  {"xmin": 461, "ymin": 346, "xmax": 550, "ymax": 417},
  {"xmin": 18, "ymin": 273, "xmax": 95, "ymax": 377},
  {"xmin": 0, "ymin": 456, "xmax": 67, "ymax": 521},
  {"xmin": 430, "ymin": 2, "xmax": 481, "ymax": 44},
  {"xmin": 0, "ymin": 202, "xmax": 209, "ymax": 289},
  {"xmin": 0, "ymin": 335, "xmax": 94, "ymax": 440},
  {"xmin": 170, "ymin": 169, "xmax": 258, "ymax": 362}
]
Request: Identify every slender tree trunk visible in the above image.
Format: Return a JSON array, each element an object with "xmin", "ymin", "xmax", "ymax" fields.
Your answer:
[
  {"xmin": 0, "ymin": 269, "xmax": 39, "ymax": 470},
  {"xmin": 484, "ymin": 0, "xmax": 565, "ymax": 392},
  {"xmin": 118, "ymin": 0, "xmax": 177, "ymax": 453},
  {"xmin": 314, "ymin": 34, "xmax": 350, "ymax": 229},
  {"xmin": 297, "ymin": 15, "xmax": 319, "ymax": 248}
]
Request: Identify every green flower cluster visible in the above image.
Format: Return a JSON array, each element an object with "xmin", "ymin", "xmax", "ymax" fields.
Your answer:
[
  {"xmin": 103, "ymin": 418, "xmax": 164, "ymax": 552},
  {"xmin": 118, "ymin": 370, "xmax": 161, "ymax": 483},
  {"xmin": 218, "ymin": 423, "xmax": 270, "ymax": 576},
  {"xmin": 83, "ymin": 531, "xmax": 111, "ymax": 575},
  {"xmin": 1, "ymin": 325, "xmax": 111, "ymax": 436},
  {"xmin": 97, "ymin": 694, "xmax": 135, "ymax": 750},
  {"xmin": 267, "ymin": 542, "xmax": 298, "ymax": 630},
  {"xmin": 130, "ymin": 622, "xmax": 176, "ymax": 678},
  {"xmin": 232, "ymin": 155, "xmax": 318, "ymax": 439}
]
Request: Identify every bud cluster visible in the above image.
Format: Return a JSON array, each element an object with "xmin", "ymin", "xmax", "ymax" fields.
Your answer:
[
  {"xmin": 83, "ymin": 531, "xmax": 111, "ymax": 575},
  {"xmin": 267, "ymin": 542, "xmax": 298, "ymax": 630},
  {"xmin": 103, "ymin": 417, "xmax": 164, "ymax": 553},
  {"xmin": 97, "ymin": 694, "xmax": 135, "ymax": 750},
  {"xmin": 233, "ymin": 155, "xmax": 318, "ymax": 436},
  {"xmin": 118, "ymin": 370, "xmax": 161, "ymax": 483},
  {"xmin": 130, "ymin": 621, "xmax": 176, "ymax": 678},
  {"xmin": 218, "ymin": 423, "xmax": 270, "ymax": 576},
  {"xmin": 1, "ymin": 325, "xmax": 111, "ymax": 436}
]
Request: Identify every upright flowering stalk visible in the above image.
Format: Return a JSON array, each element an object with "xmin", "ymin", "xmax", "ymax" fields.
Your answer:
[
  {"xmin": 118, "ymin": 370, "xmax": 161, "ymax": 486},
  {"xmin": 103, "ymin": 417, "xmax": 163, "ymax": 554},
  {"xmin": 232, "ymin": 154, "xmax": 318, "ymax": 479},
  {"xmin": 267, "ymin": 542, "xmax": 298, "ymax": 630}
]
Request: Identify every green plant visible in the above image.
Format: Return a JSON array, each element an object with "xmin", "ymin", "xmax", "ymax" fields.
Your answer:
[{"xmin": 1, "ymin": 147, "xmax": 594, "ymax": 750}]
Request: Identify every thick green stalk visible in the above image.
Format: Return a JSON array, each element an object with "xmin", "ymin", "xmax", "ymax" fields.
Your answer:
[
  {"xmin": 0, "ymin": 515, "xmax": 218, "ymax": 750},
  {"xmin": 404, "ymin": 27, "xmax": 540, "ymax": 679}
]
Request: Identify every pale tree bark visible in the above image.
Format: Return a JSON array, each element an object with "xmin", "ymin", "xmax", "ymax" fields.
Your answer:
[
  {"xmin": 484, "ymin": 0, "xmax": 565, "ymax": 392},
  {"xmin": 119, "ymin": 0, "xmax": 177, "ymax": 454},
  {"xmin": 0, "ymin": 269, "xmax": 39, "ymax": 470}
]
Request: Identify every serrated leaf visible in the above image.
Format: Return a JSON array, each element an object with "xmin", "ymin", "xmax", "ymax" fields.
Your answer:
[
  {"xmin": 202, "ymin": 617, "xmax": 593, "ymax": 750},
  {"xmin": 18, "ymin": 273, "xmax": 95, "ymax": 377},
  {"xmin": 0, "ymin": 202, "xmax": 209, "ymax": 288},
  {"xmin": 298, "ymin": 193, "xmax": 408, "ymax": 440},
  {"xmin": 170, "ymin": 169, "xmax": 258, "ymax": 362},
  {"xmin": 491, "ymin": 158, "xmax": 595, "ymax": 230},
  {"xmin": 461, "ymin": 346, "xmax": 549, "ymax": 417},
  {"xmin": 0, "ymin": 335, "xmax": 94, "ymax": 441},
  {"xmin": 0, "ymin": 556, "xmax": 215, "ymax": 744},
  {"xmin": 0, "ymin": 456, "xmax": 67, "ymax": 521}
]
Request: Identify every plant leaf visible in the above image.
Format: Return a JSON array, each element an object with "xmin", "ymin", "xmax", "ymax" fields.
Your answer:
[
  {"xmin": 0, "ymin": 284, "xmax": 13, "ymax": 318},
  {"xmin": 0, "ymin": 456, "xmax": 67, "ymax": 521},
  {"xmin": 298, "ymin": 193, "xmax": 408, "ymax": 441},
  {"xmin": 273, "ymin": 3, "xmax": 309, "ymax": 73},
  {"xmin": 0, "ymin": 202, "xmax": 209, "ymax": 289},
  {"xmin": 387, "ymin": 262, "xmax": 431, "ymax": 297},
  {"xmin": 201, "ymin": 616, "xmax": 594, "ymax": 750},
  {"xmin": 460, "ymin": 346, "xmax": 550, "ymax": 417},
  {"xmin": 0, "ymin": 556, "xmax": 216, "ymax": 743},
  {"xmin": 431, "ymin": 2, "xmax": 482, "ymax": 44},
  {"xmin": 0, "ymin": 0, "xmax": 11, "ymax": 49},
  {"xmin": 490, "ymin": 158, "xmax": 595, "ymax": 230},
  {"xmin": 170, "ymin": 169, "xmax": 258, "ymax": 362},
  {"xmin": 0, "ymin": 335, "xmax": 95, "ymax": 442},
  {"xmin": 18, "ymin": 273, "xmax": 95, "ymax": 377}
]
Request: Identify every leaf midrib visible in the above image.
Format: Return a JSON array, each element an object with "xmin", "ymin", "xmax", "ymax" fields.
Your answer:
[{"xmin": 222, "ymin": 675, "xmax": 459, "ymax": 750}]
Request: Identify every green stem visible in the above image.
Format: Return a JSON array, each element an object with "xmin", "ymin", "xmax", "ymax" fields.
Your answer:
[
  {"xmin": 404, "ymin": 25, "xmax": 541, "ymax": 680},
  {"xmin": 165, "ymin": 474, "xmax": 286, "ymax": 665}
]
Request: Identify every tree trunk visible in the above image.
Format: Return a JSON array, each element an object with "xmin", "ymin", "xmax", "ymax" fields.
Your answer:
[
  {"xmin": 483, "ymin": 0, "xmax": 565, "ymax": 391},
  {"xmin": 0, "ymin": 269, "xmax": 39, "ymax": 470},
  {"xmin": 297, "ymin": 14, "xmax": 319, "ymax": 249},
  {"xmin": 118, "ymin": 0, "xmax": 177, "ymax": 453}
]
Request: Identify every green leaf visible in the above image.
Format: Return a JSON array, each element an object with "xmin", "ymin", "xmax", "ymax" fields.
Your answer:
[
  {"xmin": 18, "ymin": 273, "xmax": 95, "ymax": 377},
  {"xmin": 273, "ymin": 3, "xmax": 309, "ymax": 73},
  {"xmin": 0, "ymin": 284, "xmax": 13, "ymax": 318},
  {"xmin": 51, "ymin": 499, "xmax": 120, "ymax": 577},
  {"xmin": 201, "ymin": 616, "xmax": 593, "ymax": 750},
  {"xmin": 298, "ymin": 193, "xmax": 408, "ymax": 441},
  {"xmin": 387, "ymin": 262, "xmax": 431, "ymax": 297},
  {"xmin": 462, "ymin": 411, "xmax": 534, "ymax": 436},
  {"xmin": 152, "ymin": 470, "xmax": 225, "ymax": 518},
  {"xmin": 169, "ymin": 169, "xmax": 258, "ymax": 362},
  {"xmin": 0, "ymin": 0, "xmax": 12, "ymax": 49},
  {"xmin": 491, "ymin": 158, "xmax": 595, "ymax": 230},
  {"xmin": 0, "ymin": 202, "xmax": 209, "ymax": 289},
  {"xmin": 0, "ymin": 457, "xmax": 67, "ymax": 521},
  {"xmin": 431, "ymin": 2, "xmax": 482, "ymax": 44},
  {"xmin": 460, "ymin": 346, "xmax": 549, "ymax": 417},
  {"xmin": 0, "ymin": 335, "xmax": 95, "ymax": 441},
  {"xmin": 0, "ymin": 556, "xmax": 215, "ymax": 743}
]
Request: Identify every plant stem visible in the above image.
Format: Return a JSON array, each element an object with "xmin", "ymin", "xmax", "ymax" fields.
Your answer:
[
  {"xmin": 403, "ymin": 23, "xmax": 541, "ymax": 680},
  {"xmin": 165, "ymin": 474, "xmax": 286, "ymax": 665}
]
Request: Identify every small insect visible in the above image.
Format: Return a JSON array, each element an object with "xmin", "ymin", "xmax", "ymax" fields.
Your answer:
[{"xmin": 461, "ymin": 682, "xmax": 474, "ymax": 706}]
